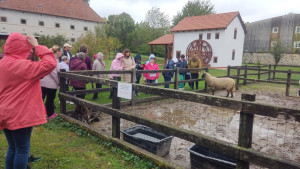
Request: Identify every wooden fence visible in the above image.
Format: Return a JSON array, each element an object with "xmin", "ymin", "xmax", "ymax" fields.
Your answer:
[
  {"xmin": 58, "ymin": 71, "xmax": 300, "ymax": 169},
  {"xmin": 228, "ymin": 64, "xmax": 300, "ymax": 96}
]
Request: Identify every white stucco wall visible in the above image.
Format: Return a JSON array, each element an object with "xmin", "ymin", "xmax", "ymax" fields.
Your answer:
[
  {"xmin": 0, "ymin": 9, "xmax": 101, "ymax": 43},
  {"xmin": 172, "ymin": 16, "xmax": 245, "ymax": 67}
]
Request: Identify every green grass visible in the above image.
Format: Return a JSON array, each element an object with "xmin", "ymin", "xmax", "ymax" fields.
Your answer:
[{"xmin": 0, "ymin": 117, "xmax": 158, "ymax": 169}]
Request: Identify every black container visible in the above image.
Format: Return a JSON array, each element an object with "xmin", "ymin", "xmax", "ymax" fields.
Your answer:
[
  {"xmin": 121, "ymin": 126, "xmax": 173, "ymax": 156},
  {"xmin": 188, "ymin": 145, "xmax": 236, "ymax": 169}
]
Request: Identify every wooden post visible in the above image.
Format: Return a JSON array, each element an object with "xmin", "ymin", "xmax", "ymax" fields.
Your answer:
[
  {"xmin": 236, "ymin": 67, "xmax": 240, "ymax": 90},
  {"xmin": 174, "ymin": 67, "xmax": 179, "ymax": 89},
  {"xmin": 59, "ymin": 69, "xmax": 67, "ymax": 115},
  {"xmin": 268, "ymin": 64, "xmax": 271, "ymax": 80},
  {"xmin": 112, "ymin": 76, "xmax": 121, "ymax": 138},
  {"xmin": 237, "ymin": 94, "xmax": 256, "ymax": 169},
  {"xmin": 273, "ymin": 65, "xmax": 276, "ymax": 80},
  {"xmin": 227, "ymin": 65, "xmax": 231, "ymax": 77},
  {"xmin": 204, "ymin": 67, "xmax": 209, "ymax": 92},
  {"xmin": 258, "ymin": 65, "xmax": 261, "ymax": 80},
  {"xmin": 243, "ymin": 65, "xmax": 248, "ymax": 85},
  {"xmin": 130, "ymin": 68, "xmax": 136, "ymax": 105},
  {"xmin": 286, "ymin": 69, "xmax": 291, "ymax": 96}
]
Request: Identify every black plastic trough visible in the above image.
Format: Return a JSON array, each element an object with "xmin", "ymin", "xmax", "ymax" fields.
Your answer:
[{"xmin": 121, "ymin": 125, "xmax": 173, "ymax": 156}]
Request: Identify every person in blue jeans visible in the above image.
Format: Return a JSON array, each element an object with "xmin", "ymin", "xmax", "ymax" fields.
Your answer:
[
  {"xmin": 177, "ymin": 54, "xmax": 188, "ymax": 90},
  {"xmin": 0, "ymin": 33, "xmax": 57, "ymax": 169},
  {"xmin": 163, "ymin": 58, "xmax": 175, "ymax": 88}
]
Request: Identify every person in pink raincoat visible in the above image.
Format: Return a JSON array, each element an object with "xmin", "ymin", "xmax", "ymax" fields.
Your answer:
[
  {"xmin": 143, "ymin": 54, "xmax": 159, "ymax": 84},
  {"xmin": 0, "ymin": 33, "xmax": 56, "ymax": 169},
  {"xmin": 108, "ymin": 53, "xmax": 124, "ymax": 98}
]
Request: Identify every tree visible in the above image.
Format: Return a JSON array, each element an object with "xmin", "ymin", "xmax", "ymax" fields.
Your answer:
[
  {"xmin": 145, "ymin": 7, "xmax": 170, "ymax": 29},
  {"xmin": 83, "ymin": 0, "xmax": 90, "ymax": 5},
  {"xmin": 172, "ymin": 0, "xmax": 215, "ymax": 27},
  {"xmin": 105, "ymin": 13, "xmax": 135, "ymax": 50},
  {"xmin": 38, "ymin": 35, "xmax": 68, "ymax": 48},
  {"xmin": 271, "ymin": 42, "xmax": 287, "ymax": 79}
]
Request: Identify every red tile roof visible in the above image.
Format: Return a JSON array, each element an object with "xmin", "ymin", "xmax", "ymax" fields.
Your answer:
[
  {"xmin": 0, "ymin": 0, "xmax": 104, "ymax": 23},
  {"xmin": 171, "ymin": 11, "xmax": 246, "ymax": 33},
  {"xmin": 148, "ymin": 34, "xmax": 173, "ymax": 45}
]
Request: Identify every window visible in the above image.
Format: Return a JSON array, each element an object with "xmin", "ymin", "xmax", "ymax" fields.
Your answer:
[
  {"xmin": 234, "ymin": 28, "xmax": 237, "ymax": 39},
  {"xmin": 176, "ymin": 51, "xmax": 181, "ymax": 59},
  {"xmin": 207, "ymin": 33, "xmax": 211, "ymax": 39},
  {"xmin": 232, "ymin": 49, "xmax": 235, "ymax": 60},
  {"xmin": 294, "ymin": 41, "xmax": 300, "ymax": 48},
  {"xmin": 39, "ymin": 21, "xmax": 44, "ymax": 26},
  {"xmin": 1, "ymin": 16, "xmax": 7, "ymax": 22},
  {"xmin": 20, "ymin": 19, "xmax": 26, "ymax": 24},
  {"xmin": 70, "ymin": 25, "xmax": 75, "ymax": 30},
  {"xmin": 295, "ymin": 26, "xmax": 300, "ymax": 34},
  {"xmin": 55, "ymin": 23, "xmax": 60, "ymax": 28},
  {"xmin": 213, "ymin": 56, "xmax": 218, "ymax": 63},
  {"xmin": 71, "ymin": 38, "xmax": 75, "ymax": 42},
  {"xmin": 84, "ymin": 27, "xmax": 88, "ymax": 31},
  {"xmin": 271, "ymin": 41, "xmax": 277, "ymax": 47},
  {"xmin": 199, "ymin": 33, "xmax": 203, "ymax": 40},
  {"xmin": 215, "ymin": 32, "xmax": 219, "ymax": 39},
  {"xmin": 272, "ymin": 27, "xmax": 279, "ymax": 33}
]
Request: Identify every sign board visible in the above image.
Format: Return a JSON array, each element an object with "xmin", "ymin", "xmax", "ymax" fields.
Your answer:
[{"xmin": 117, "ymin": 82, "xmax": 132, "ymax": 99}]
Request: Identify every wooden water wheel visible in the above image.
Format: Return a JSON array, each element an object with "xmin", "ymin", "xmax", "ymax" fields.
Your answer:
[{"xmin": 186, "ymin": 39, "xmax": 212, "ymax": 67}]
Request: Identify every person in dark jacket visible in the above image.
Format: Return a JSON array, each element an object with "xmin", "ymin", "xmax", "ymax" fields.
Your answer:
[
  {"xmin": 134, "ymin": 53, "xmax": 143, "ymax": 95},
  {"xmin": 71, "ymin": 44, "xmax": 92, "ymax": 70},
  {"xmin": 63, "ymin": 43, "xmax": 72, "ymax": 62},
  {"xmin": 70, "ymin": 52, "xmax": 87, "ymax": 99},
  {"xmin": 177, "ymin": 54, "xmax": 188, "ymax": 90},
  {"xmin": 163, "ymin": 58, "xmax": 175, "ymax": 88}
]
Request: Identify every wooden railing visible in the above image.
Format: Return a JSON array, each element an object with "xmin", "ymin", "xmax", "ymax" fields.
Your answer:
[
  {"xmin": 228, "ymin": 65, "xmax": 300, "ymax": 96},
  {"xmin": 58, "ymin": 71, "xmax": 300, "ymax": 169}
]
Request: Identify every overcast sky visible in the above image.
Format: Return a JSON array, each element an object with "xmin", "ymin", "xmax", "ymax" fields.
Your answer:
[{"xmin": 90, "ymin": 0, "xmax": 300, "ymax": 24}]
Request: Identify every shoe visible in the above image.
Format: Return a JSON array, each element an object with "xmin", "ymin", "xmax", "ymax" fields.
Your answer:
[
  {"xmin": 28, "ymin": 155, "xmax": 42, "ymax": 163},
  {"xmin": 92, "ymin": 97, "xmax": 99, "ymax": 100},
  {"xmin": 48, "ymin": 113, "xmax": 58, "ymax": 120}
]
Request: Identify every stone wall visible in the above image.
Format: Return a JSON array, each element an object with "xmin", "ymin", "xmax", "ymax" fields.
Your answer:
[{"xmin": 243, "ymin": 53, "xmax": 300, "ymax": 66}]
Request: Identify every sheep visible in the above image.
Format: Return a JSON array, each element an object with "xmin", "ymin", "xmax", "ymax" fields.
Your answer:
[{"xmin": 202, "ymin": 72, "xmax": 235, "ymax": 97}]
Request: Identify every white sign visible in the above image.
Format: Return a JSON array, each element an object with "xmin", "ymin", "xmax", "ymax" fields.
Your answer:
[{"xmin": 117, "ymin": 82, "xmax": 132, "ymax": 99}]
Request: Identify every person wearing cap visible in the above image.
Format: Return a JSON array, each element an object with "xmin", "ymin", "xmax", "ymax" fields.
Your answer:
[
  {"xmin": 92, "ymin": 52, "xmax": 105, "ymax": 100},
  {"xmin": 63, "ymin": 43, "xmax": 72, "ymax": 61}
]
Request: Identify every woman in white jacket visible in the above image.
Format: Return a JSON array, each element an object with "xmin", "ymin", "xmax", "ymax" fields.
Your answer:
[
  {"xmin": 92, "ymin": 52, "xmax": 105, "ymax": 100},
  {"xmin": 40, "ymin": 45, "xmax": 62, "ymax": 119}
]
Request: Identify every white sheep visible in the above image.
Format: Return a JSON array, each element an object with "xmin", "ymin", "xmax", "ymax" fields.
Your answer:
[{"xmin": 202, "ymin": 72, "xmax": 235, "ymax": 97}]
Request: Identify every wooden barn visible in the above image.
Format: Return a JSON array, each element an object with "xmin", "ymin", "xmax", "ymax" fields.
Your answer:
[
  {"xmin": 149, "ymin": 11, "xmax": 246, "ymax": 68},
  {"xmin": 244, "ymin": 13, "xmax": 300, "ymax": 53}
]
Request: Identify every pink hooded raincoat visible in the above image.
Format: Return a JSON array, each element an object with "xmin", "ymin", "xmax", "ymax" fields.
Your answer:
[
  {"xmin": 0, "ymin": 33, "xmax": 57, "ymax": 130},
  {"xmin": 108, "ymin": 53, "xmax": 124, "ymax": 79}
]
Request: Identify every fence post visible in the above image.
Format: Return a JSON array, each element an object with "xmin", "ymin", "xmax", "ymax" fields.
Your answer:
[
  {"xmin": 243, "ymin": 65, "xmax": 248, "ymax": 85},
  {"xmin": 258, "ymin": 65, "xmax": 261, "ymax": 80},
  {"xmin": 273, "ymin": 65, "xmax": 276, "ymax": 80},
  {"xmin": 227, "ymin": 65, "xmax": 231, "ymax": 77},
  {"xmin": 174, "ymin": 67, "xmax": 179, "ymax": 89},
  {"xmin": 268, "ymin": 64, "xmax": 271, "ymax": 80},
  {"xmin": 130, "ymin": 68, "xmax": 136, "ymax": 105},
  {"xmin": 286, "ymin": 69, "xmax": 291, "ymax": 96},
  {"xmin": 237, "ymin": 94, "xmax": 256, "ymax": 169},
  {"xmin": 112, "ymin": 76, "xmax": 121, "ymax": 139},
  {"xmin": 236, "ymin": 67, "xmax": 240, "ymax": 90},
  {"xmin": 204, "ymin": 67, "xmax": 209, "ymax": 92},
  {"xmin": 59, "ymin": 69, "xmax": 67, "ymax": 115}
]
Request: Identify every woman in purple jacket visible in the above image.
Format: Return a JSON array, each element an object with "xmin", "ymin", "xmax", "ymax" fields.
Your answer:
[{"xmin": 70, "ymin": 52, "xmax": 87, "ymax": 99}]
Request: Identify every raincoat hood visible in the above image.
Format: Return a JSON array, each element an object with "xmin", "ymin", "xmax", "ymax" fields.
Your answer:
[
  {"xmin": 149, "ymin": 54, "xmax": 155, "ymax": 60},
  {"xmin": 115, "ymin": 53, "xmax": 124, "ymax": 60},
  {"xmin": 134, "ymin": 53, "xmax": 141, "ymax": 61},
  {"xmin": 3, "ymin": 32, "xmax": 32, "ymax": 59}
]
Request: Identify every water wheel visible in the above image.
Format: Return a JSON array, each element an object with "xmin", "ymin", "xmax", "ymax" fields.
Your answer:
[{"xmin": 186, "ymin": 39, "xmax": 212, "ymax": 67}]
